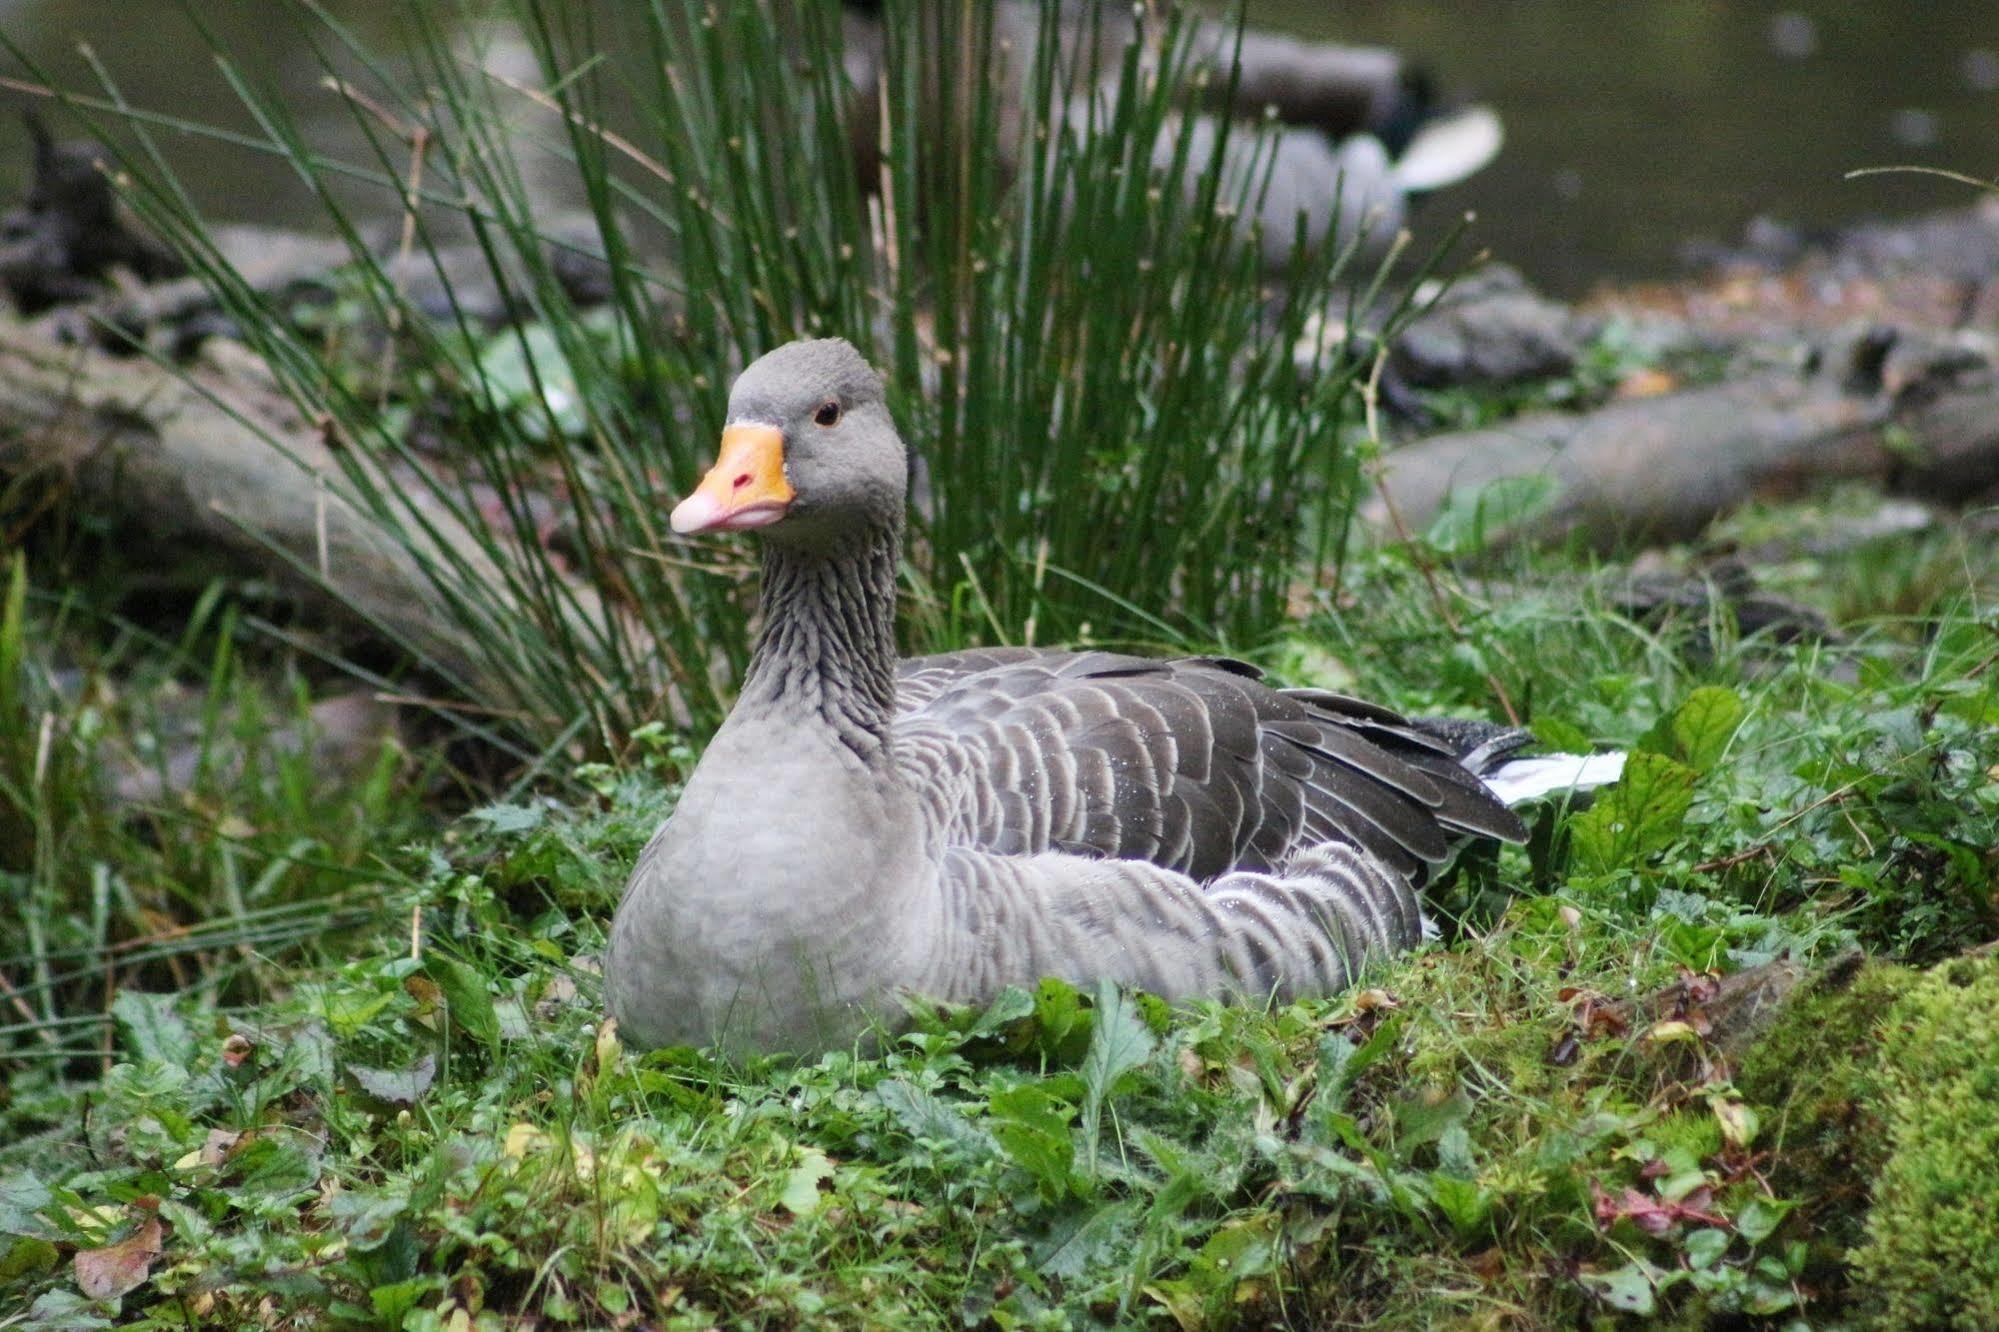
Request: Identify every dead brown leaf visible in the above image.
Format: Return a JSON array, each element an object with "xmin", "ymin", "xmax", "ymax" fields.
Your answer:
[
  {"xmin": 74, "ymin": 1215, "xmax": 163, "ymax": 1301},
  {"xmin": 1615, "ymin": 367, "xmax": 1680, "ymax": 399}
]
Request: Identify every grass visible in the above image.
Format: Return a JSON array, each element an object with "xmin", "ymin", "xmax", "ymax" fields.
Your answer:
[
  {"xmin": 2, "ymin": 0, "xmax": 1998, "ymax": 1327},
  {"xmin": 0, "ymin": 558, "xmax": 432, "ymax": 1068},
  {"xmin": 5, "ymin": 497, "xmax": 1995, "ymax": 1326}
]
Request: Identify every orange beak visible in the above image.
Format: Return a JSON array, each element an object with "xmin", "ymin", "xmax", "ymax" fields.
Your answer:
[{"xmin": 669, "ymin": 423, "xmax": 796, "ymax": 535}]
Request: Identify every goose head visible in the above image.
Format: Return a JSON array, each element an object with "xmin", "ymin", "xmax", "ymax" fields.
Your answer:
[{"xmin": 669, "ymin": 338, "xmax": 904, "ymax": 548}]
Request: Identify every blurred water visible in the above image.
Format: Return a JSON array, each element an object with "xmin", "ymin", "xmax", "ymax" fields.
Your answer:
[
  {"xmin": 1250, "ymin": 0, "xmax": 1999, "ymax": 291},
  {"xmin": 1, "ymin": 1, "xmax": 1993, "ymax": 294}
]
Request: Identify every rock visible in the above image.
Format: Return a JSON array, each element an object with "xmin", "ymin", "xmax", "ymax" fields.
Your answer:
[
  {"xmin": 0, "ymin": 112, "xmax": 184, "ymax": 315},
  {"xmin": 1615, "ymin": 554, "xmax": 1843, "ymax": 648},
  {"xmin": 105, "ymin": 687, "xmax": 403, "ymax": 810},
  {"xmin": 1391, "ymin": 263, "xmax": 1594, "ymax": 389}
]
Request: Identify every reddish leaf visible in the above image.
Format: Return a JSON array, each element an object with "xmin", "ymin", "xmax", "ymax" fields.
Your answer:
[
  {"xmin": 74, "ymin": 1216, "xmax": 163, "ymax": 1301},
  {"xmin": 1581, "ymin": 1001, "xmax": 1629, "ymax": 1038},
  {"xmin": 221, "ymin": 1033, "xmax": 255, "ymax": 1067},
  {"xmin": 1592, "ymin": 1183, "xmax": 1730, "ymax": 1235}
]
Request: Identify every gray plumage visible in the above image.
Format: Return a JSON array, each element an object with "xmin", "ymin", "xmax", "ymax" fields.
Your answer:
[{"xmin": 607, "ymin": 339, "xmax": 1586, "ymax": 1055}]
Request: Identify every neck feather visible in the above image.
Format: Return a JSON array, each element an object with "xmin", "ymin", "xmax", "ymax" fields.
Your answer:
[{"xmin": 739, "ymin": 516, "xmax": 902, "ymax": 758}]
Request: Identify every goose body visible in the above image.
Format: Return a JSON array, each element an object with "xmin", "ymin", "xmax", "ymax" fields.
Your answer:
[
  {"xmin": 840, "ymin": 2, "xmax": 1502, "ymax": 273},
  {"xmin": 606, "ymin": 340, "xmax": 1617, "ymax": 1053}
]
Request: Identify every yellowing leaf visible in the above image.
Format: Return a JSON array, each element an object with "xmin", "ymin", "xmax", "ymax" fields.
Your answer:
[
  {"xmin": 779, "ymin": 1147, "xmax": 836, "ymax": 1216},
  {"xmin": 504, "ymin": 1123, "xmax": 548, "ymax": 1159},
  {"xmin": 595, "ymin": 1018, "xmax": 622, "ymax": 1072},
  {"xmin": 1710, "ymin": 1096, "xmax": 1760, "ymax": 1148}
]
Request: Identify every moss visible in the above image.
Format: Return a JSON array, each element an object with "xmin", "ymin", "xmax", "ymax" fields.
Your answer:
[
  {"xmin": 1849, "ymin": 953, "xmax": 1999, "ymax": 1330},
  {"xmin": 1732, "ymin": 952, "xmax": 1999, "ymax": 1327},
  {"xmin": 1734, "ymin": 954, "xmax": 1908, "ymax": 1261}
]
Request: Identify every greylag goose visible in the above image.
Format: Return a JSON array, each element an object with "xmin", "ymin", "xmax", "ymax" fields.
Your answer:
[
  {"xmin": 838, "ymin": 3, "xmax": 1501, "ymax": 272},
  {"xmin": 605, "ymin": 339, "xmax": 1620, "ymax": 1054}
]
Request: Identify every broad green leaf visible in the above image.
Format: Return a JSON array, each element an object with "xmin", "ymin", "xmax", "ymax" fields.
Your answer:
[
  {"xmin": 1033, "ymin": 1200, "xmax": 1140, "ymax": 1279},
  {"xmin": 476, "ymin": 321, "xmax": 587, "ymax": 442},
  {"xmin": 1570, "ymin": 750, "xmax": 1697, "ymax": 872},
  {"xmin": 1032, "ymin": 977, "xmax": 1086, "ymax": 1057},
  {"xmin": 1078, "ymin": 980, "xmax": 1157, "ymax": 1174},
  {"xmin": 1671, "ymin": 686, "xmax": 1746, "ymax": 773},
  {"xmin": 989, "ymin": 1085, "xmax": 1076, "ymax": 1200},
  {"xmin": 424, "ymin": 956, "xmax": 501, "ymax": 1047},
  {"xmin": 317, "ymin": 985, "xmax": 397, "ymax": 1038},
  {"xmin": 110, "ymin": 990, "xmax": 195, "ymax": 1068},
  {"xmin": 368, "ymin": 1277, "xmax": 432, "ymax": 1326},
  {"xmin": 1684, "ymin": 1226, "xmax": 1730, "ymax": 1270},
  {"xmin": 0, "ymin": 1234, "xmax": 58, "ymax": 1282},
  {"xmin": 874, "ymin": 1080, "xmax": 997, "ymax": 1162},
  {"xmin": 1744, "ymin": 1278, "xmax": 1800, "ymax": 1315},
  {"xmin": 1532, "ymin": 715, "xmax": 1593, "ymax": 754},
  {"xmin": 1580, "ymin": 1263, "xmax": 1657, "ymax": 1315},
  {"xmin": 1655, "ymin": 1166, "xmax": 1709, "ymax": 1202},
  {"xmin": 974, "ymin": 986, "xmax": 1037, "ymax": 1032},
  {"xmin": 348, "ymin": 1055, "xmax": 437, "ymax": 1106},
  {"xmin": 0, "ymin": 1172, "xmax": 53, "ymax": 1237},
  {"xmin": 1735, "ymin": 1196, "xmax": 1794, "ymax": 1245},
  {"xmin": 1195, "ymin": 1210, "xmax": 1280, "ymax": 1281},
  {"xmin": 227, "ymin": 1131, "xmax": 323, "ymax": 1195},
  {"xmin": 1314, "ymin": 1015, "xmax": 1403, "ymax": 1119},
  {"xmin": 23, "ymin": 1288, "xmax": 115, "ymax": 1329},
  {"xmin": 1392, "ymin": 1088, "xmax": 1471, "ymax": 1155},
  {"xmin": 326, "ymin": 1192, "xmax": 408, "ymax": 1252},
  {"xmin": 1436, "ymin": 1122, "xmax": 1476, "ymax": 1177},
  {"xmin": 466, "ymin": 802, "xmax": 545, "ymax": 835}
]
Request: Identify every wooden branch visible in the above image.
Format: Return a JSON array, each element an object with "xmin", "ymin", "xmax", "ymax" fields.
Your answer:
[
  {"xmin": 1366, "ymin": 329, "xmax": 1999, "ymax": 548},
  {"xmin": 0, "ymin": 318, "xmax": 629, "ymax": 711}
]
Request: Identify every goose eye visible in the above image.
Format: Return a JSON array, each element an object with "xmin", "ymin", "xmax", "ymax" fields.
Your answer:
[{"xmin": 813, "ymin": 400, "xmax": 842, "ymax": 428}]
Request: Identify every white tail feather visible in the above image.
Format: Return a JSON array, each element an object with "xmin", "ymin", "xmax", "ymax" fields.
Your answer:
[
  {"xmin": 1389, "ymin": 105, "xmax": 1504, "ymax": 194},
  {"xmin": 1481, "ymin": 752, "xmax": 1628, "ymax": 807}
]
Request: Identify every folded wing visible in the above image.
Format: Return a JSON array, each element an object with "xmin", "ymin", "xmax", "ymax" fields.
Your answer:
[{"xmin": 896, "ymin": 650, "xmax": 1526, "ymax": 882}]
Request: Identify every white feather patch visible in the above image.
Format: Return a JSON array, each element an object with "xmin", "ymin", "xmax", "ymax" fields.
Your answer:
[
  {"xmin": 1481, "ymin": 751, "xmax": 1628, "ymax": 807},
  {"xmin": 1390, "ymin": 105, "xmax": 1505, "ymax": 193}
]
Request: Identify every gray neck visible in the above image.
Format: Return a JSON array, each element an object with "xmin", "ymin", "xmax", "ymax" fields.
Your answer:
[{"xmin": 739, "ymin": 516, "xmax": 902, "ymax": 759}]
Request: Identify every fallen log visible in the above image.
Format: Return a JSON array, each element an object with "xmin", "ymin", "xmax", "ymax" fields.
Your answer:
[
  {"xmin": 1366, "ymin": 326, "xmax": 1999, "ymax": 548},
  {"xmin": 0, "ymin": 317, "xmax": 632, "ymax": 723}
]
